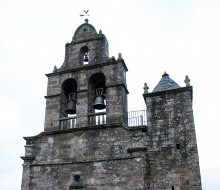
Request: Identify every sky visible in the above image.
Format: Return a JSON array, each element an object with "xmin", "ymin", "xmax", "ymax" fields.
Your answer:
[{"xmin": 0, "ymin": 0, "xmax": 220, "ymax": 189}]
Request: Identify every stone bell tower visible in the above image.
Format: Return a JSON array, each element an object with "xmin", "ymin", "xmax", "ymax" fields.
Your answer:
[
  {"xmin": 21, "ymin": 19, "xmax": 202, "ymax": 190},
  {"xmin": 44, "ymin": 18, "xmax": 128, "ymax": 131}
]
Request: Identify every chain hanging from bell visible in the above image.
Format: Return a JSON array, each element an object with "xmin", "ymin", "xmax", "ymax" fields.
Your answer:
[
  {"xmin": 83, "ymin": 53, "xmax": 89, "ymax": 62},
  {"xmin": 65, "ymin": 93, "xmax": 76, "ymax": 114},
  {"xmin": 93, "ymin": 88, "xmax": 106, "ymax": 110}
]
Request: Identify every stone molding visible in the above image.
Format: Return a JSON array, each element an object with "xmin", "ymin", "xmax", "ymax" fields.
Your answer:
[
  {"xmin": 23, "ymin": 123, "xmax": 147, "ymax": 141},
  {"xmin": 45, "ymin": 59, "xmax": 128, "ymax": 77},
  {"xmin": 143, "ymin": 86, "xmax": 193, "ymax": 103}
]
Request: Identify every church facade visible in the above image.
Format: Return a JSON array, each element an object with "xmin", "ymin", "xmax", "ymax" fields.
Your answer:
[{"xmin": 21, "ymin": 19, "xmax": 202, "ymax": 190}]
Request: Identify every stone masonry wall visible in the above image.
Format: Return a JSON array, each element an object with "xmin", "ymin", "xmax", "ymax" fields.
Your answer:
[
  {"xmin": 144, "ymin": 87, "xmax": 202, "ymax": 190},
  {"xmin": 21, "ymin": 125, "xmax": 147, "ymax": 190}
]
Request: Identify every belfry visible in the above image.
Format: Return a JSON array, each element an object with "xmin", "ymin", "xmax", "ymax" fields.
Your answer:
[{"xmin": 21, "ymin": 19, "xmax": 202, "ymax": 190}]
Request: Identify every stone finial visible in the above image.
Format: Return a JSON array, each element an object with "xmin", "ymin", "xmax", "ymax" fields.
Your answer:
[
  {"xmin": 143, "ymin": 82, "xmax": 149, "ymax": 94},
  {"xmin": 118, "ymin": 53, "xmax": 122, "ymax": 60},
  {"xmin": 162, "ymin": 71, "xmax": 169, "ymax": 77},
  {"xmin": 53, "ymin": 66, "xmax": 58, "ymax": 73},
  {"xmin": 85, "ymin": 18, "xmax": 88, "ymax": 23},
  {"xmin": 99, "ymin": 29, "xmax": 102, "ymax": 35},
  {"xmin": 184, "ymin": 75, "xmax": 190, "ymax": 87}
]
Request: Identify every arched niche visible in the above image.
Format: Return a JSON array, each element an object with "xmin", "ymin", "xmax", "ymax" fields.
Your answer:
[
  {"xmin": 61, "ymin": 78, "xmax": 77, "ymax": 117},
  {"xmin": 88, "ymin": 73, "xmax": 106, "ymax": 113},
  {"xmin": 79, "ymin": 46, "xmax": 89, "ymax": 65}
]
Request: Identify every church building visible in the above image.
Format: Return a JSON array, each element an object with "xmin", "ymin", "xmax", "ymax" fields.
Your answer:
[{"xmin": 21, "ymin": 19, "xmax": 202, "ymax": 190}]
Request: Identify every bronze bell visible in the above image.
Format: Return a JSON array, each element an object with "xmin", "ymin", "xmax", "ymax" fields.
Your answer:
[
  {"xmin": 93, "ymin": 95, "xmax": 106, "ymax": 110},
  {"xmin": 65, "ymin": 93, "xmax": 76, "ymax": 114},
  {"xmin": 83, "ymin": 53, "xmax": 89, "ymax": 62}
]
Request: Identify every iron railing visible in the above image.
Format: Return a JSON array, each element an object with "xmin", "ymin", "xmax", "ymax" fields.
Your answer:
[
  {"xmin": 127, "ymin": 109, "xmax": 147, "ymax": 126},
  {"xmin": 59, "ymin": 110, "xmax": 147, "ymax": 129}
]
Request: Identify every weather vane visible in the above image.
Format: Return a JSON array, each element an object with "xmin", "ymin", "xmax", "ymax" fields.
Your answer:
[{"xmin": 80, "ymin": 10, "xmax": 90, "ymax": 20}]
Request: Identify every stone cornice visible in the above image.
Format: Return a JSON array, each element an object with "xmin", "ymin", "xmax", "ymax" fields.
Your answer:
[
  {"xmin": 20, "ymin": 156, "xmax": 35, "ymax": 161},
  {"xmin": 44, "ymin": 93, "xmax": 60, "ymax": 99},
  {"xmin": 106, "ymin": 82, "xmax": 129, "ymax": 94},
  {"xmin": 143, "ymin": 86, "xmax": 193, "ymax": 103},
  {"xmin": 26, "ymin": 156, "xmax": 144, "ymax": 167},
  {"xmin": 23, "ymin": 123, "xmax": 147, "ymax": 141},
  {"xmin": 43, "ymin": 82, "xmax": 128, "ymax": 98},
  {"xmin": 46, "ymin": 59, "xmax": 128, "ymax": 77}
]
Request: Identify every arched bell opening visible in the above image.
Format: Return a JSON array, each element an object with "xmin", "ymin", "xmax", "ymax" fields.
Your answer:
[
  {"xmin": 61, "ymin": 78, "xmax": 77, "ymax": 117},
  {"xmin": 80, "ymin": 46, "xmax": 89, "ymax": 65},
  {"xmin": 88, "ymin": 73, "xmax": 106, "ymax": 113}
]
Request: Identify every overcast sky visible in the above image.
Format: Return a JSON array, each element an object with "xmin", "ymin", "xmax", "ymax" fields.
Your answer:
[{"xmin": 0, "ymin": 0, "xmax": 220, "ymax": 189}]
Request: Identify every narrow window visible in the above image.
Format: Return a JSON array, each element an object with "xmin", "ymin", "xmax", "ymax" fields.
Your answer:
[
  {"xmin": 176, "ymin": 144, "xmax": 180, "ymax": 150},
  {"xmin": 80, "ymin": 46, "xmax": 89, "ymax": 65},
  {"xmin": 74, "ymin": 175, "xmax": 80, "ymax": 184},
  {"xmin": 83, "ymin": 52, "xmax": 89, "ymax": 63},
  {"xmin": 172, "ymin": 186, "xmax": 174, "ymax": 190}
]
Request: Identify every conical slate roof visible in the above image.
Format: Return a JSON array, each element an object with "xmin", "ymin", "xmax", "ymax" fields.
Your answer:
[{"xmin": 152, "ymin": 72, "xmax": 180, "ymax": 92}]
